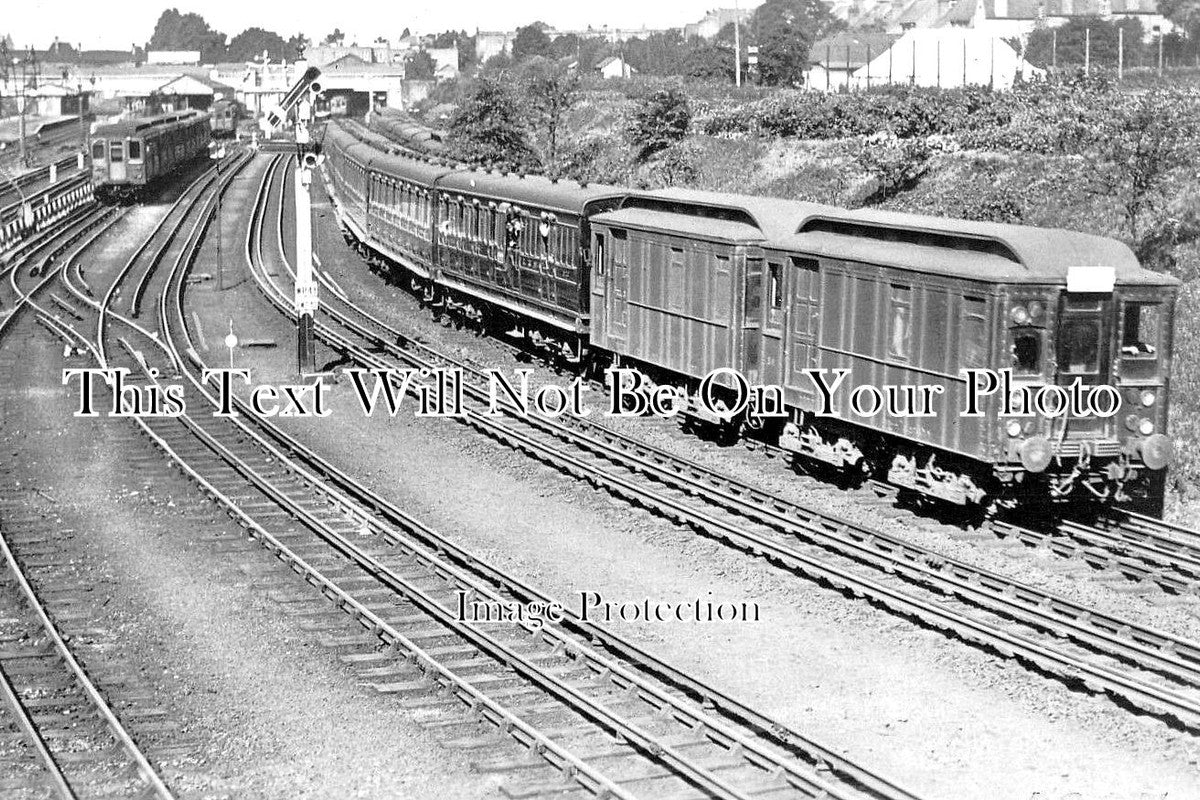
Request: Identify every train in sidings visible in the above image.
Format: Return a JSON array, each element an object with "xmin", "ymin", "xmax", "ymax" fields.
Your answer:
[
  {"xmin": 319, "ymin": 119, "xmax": 1177, "ymax": 514},
  {"xmin": 89, "ymin": 110, "xmax": 212, "ymax": 202},
  {"xmin": 210, "ymin": 99, "xmax": 244, "ymax": 137}
]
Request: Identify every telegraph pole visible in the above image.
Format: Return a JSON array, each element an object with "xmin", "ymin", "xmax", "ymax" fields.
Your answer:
[
  {"xmin": 733, "ymin": 0, "xmax": 742, "ymax": 87},
  {"xmin": 77, "ymin": 44, "xmax": 87, "ymax": 153},
  {"xmin": 17, "ymin": 51, "xmax": 28, "ymax": 168}
]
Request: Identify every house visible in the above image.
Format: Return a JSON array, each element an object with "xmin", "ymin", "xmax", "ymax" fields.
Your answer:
[
  {"xmin": 595, "ymin": 55, "xmax": 636, "ymax": 79},
  {"xmin": 305, "ymin": 44, "xmax": 407, "ymax": 67},
  {"xmin": 25, "ymin": 83, "xmax": 89, "ymax": 117},
  {"xmin": 425, "ymin": 46, "xmax": 460, "ymax": 81},
  {"xmin": 155, "ymin": 74, "xmax": 234, "ymax": 112},
  {"xmin": 806, "ymin": 32, "xmax": 900, "ymax": 90},
  {"xmin": 683, "ymin": 7, "xmax": 753, "ymax": 40},
  {"xmin": 851, "ymin": 28, "xmax": 1043, "ymax": 89},
  {"xmin": 475, "ymin": 30, "xmax": 515, "ymax": 62}
]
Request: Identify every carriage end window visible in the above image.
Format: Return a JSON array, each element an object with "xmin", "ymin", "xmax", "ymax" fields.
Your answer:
[
  {"xmin": 1060, "ymin": 318, "xmax": 1101, "ymax": 373},
  {"xmin": 1122, "ymin": 303, "xmax": 1160, "ymax": 357},
  {"xmin": 92, "ymin": 140, "xmax": 105, "ymax": 160},
  {"xmin": 128, "ymin": 140, "xmax": 142, "ymax": 161},
  {"xmin": 1012, "ymin": 331, "xmax": 1042, "ymax": 375},
  {"xmin": 768, "ymin": 262, "xmax": 782, "ymax": 309},
  {"xmin": 109, "ymin": 141, "xmax": 124, "ymax": 162}
]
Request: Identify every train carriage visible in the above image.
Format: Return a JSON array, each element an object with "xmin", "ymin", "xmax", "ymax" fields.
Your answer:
[
  {"xmin": 90, "ymin": 110, "xmax": 210, "ymax": 202},
  {"xmin": 363, "ymin": 150, "xmax": 452, "ymax": 276},
  {"xmin": 210, "ymin": 99, "xmax": 243, "ymax": 136},
  {"xmin": 322, "ymin": 125, "xmax": 374, "ymax": 240},
  {"xmin": 588, "ymin": 189, "xmax": 834, "ymax": 409},
  {"xmin": 432, "ymin": 170, "xmax": 623, "ymax": 348},
  {"xmin": 764, "ymin": 210, "xmax": 1178, "ymax": 507},
  {"xmin": 318, "ymin": 117, "xmax": 1178, "ymax": 512}
]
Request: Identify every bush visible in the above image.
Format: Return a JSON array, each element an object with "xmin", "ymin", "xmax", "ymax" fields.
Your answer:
[
  {"xmin": 854, "ymin": 134, "xmax": 932, "ymax": 206},
  {"xmin": 627, "ymin": 85, "xmax": 692, "ymax": 162}
]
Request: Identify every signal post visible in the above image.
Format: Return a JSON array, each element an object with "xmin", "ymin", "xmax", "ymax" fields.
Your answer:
[{"xmin": 259, "ymin": 66, "xmax": 323, "ymax": 376}]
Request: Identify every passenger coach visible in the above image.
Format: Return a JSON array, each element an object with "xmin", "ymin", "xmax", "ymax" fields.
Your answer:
[
  {"xmin": 90, "ymin": 110, "xmax": 210, "ymax": 202},
  {"xmin": 319, "ymin": 119, "xmax": 1178, "ymax": 512}
]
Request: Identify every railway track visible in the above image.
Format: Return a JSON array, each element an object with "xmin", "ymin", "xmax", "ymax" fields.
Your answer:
[
  {"xmin": 304, "ymin": 159, "xmax": 1200, "ymax": 732},
  {"xmin": 27, "ymin": 152, "xmax": 926, "ymax": 799},
  {"xmin": 0, "ymin": 205, "xmax": 175, "ymax": 799}
]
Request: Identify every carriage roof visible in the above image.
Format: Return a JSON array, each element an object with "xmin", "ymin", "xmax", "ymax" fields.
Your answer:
[
  {"xmin": 611, "ymin": 187, "xmax": 1174, "ymax": 286},
  {"xmin": 437, "ymin": 170, "xmax": 625, "ymax": 217},
  {"xmin": 93, "ymin": 110, "xmax": 208, "ymax": 138}
]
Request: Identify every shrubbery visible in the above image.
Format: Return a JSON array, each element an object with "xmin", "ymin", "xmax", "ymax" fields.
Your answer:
[{"xmin": 699, "ymin": 78, "xmax": 1200, "ymax": 157}]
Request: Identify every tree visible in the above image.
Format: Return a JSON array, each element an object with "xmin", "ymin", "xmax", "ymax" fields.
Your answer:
[
  {"xmin": 407, "ymin": 50, "xmax": 436, "ymax": 80},
  {"xmin": 522, "ymin": 58, "xmax": 581, "ymax": 173},
  {"xmin": 551, "ymin": 33, "xmax": 581, "ymax": 60},
  {"xmin": 148, "ymin": 8, "xmax": 226, "ymax": 63},
  {"xmin": 287, "ymin": 33, "xmax": 309, "ymax": 60},
  {"xmin": 749, "ymin": 0, "xmax": 844, "ymax": 85},
  {"xmin": 321, "ymin": 28, "xmax": 344, "ymax": 46},
  {"xmin": 1025, "ymin": 18, "xmax": 1146, "ymax": 69},
  {"xmin": 1158, "ymin": 0, "xmax": 1200, "ymax": 40},
  {"xmin": 227, "ymin": 27, "xmax": 290, "ymax": 63},
  {"xmin": 1095, "ymin": 91, "xmax": 1197, "ymax": 243},
  {"xmin": 512, "ymin": 22, "xmax": 553, "ymax": 62},
  {"xmin": 627, "ymin": 85, "xmax": 691, "ymax": 162},
  {"xmin": 685, "ymin": 43, "xmax": 734, "ymax": 82},
  {"xmin": 446, "ymin": 76, "xmax": 540, "ymax": 171}
]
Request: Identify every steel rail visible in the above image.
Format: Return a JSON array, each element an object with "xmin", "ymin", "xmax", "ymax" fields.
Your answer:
[
  {"xmin": 68, "ymin": 155, "xmax": 644, "ymax": 800},
  {"xmin": 0, "ymin": 614, "xmax": 77, "ymax": 800},
  {"xmin": 301, "ymin": 173, "xmax": 1200, "ymax": 729},
  {"xmin": 183, "ymin": 153, "xmax": 860, "ymax": 800},
  {"xmin": 231, "ymin": 155, "xmax": 925, "ymax": 800},
  {"xmin": 0, "ymin": 209, "xmax": 173, "ymax": 800}
]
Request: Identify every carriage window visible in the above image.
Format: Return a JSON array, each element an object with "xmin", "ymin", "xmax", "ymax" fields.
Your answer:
[
  {"xmin": 768, "ymin": 262, "xmax": 782, "ymax": 309},
  {"xmin": 128, "ymin": 140, "xmax": 142, "ymax": 160},
  {"xmin": 1060, "ymin": 319, "xmax": 1100, "ymax": 373},
  {"xmin": 962, "ymin": 297, "xmax": 987, "ymax": 368},
  {"xmin": 1122, "ymin": 303, "xmax": 1159, "ymax": 357},
  {"xmin": 92, "ymin": 140, "xmax": 105, "ymax": 160},
  {"xmin": 745, "ymin": 258, "xmax": 763, "ymax": 319},
  {"xmin": 109, "ymin": 141, "xmax": 124, "ymax": 162},
  {"xmin": 594, "ymin": 234, "xmax": 605, "ymax": 277},
  {"xmin": 889, "ymin": 284, "xmax": 912, "ymax": 360},
  {"xmin": 1012, "ymin": 331, "xmax": 1042, "ymax": 375}
]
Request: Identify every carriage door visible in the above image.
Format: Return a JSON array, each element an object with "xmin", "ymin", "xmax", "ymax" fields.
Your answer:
[
  {"xmin": 591, "ymin": 232, "xmax": 606, "ymax": 337},
  {"xmin": 596, "ymin": 228, "xmax": 628, "ymax": 348},
  {"xmin": 787, "ymin": 257, "xmax": 821, "ymax": 404},
  {"xmin": 742, "ymin": 256, "xmax": 764, "ymax": 383},
  {"xmin": 760, "ymin": 259, "xmax": 786, "ymax": 386},
  {"xmin": 1056, "ymin": 294, "xmax": 1115, "ymax": 440},
  {"xmin": 109, "ymin": 139, "xmax": 126, "ymax": 181}
]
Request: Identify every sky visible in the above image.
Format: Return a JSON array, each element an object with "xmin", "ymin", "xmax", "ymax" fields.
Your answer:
[{"xmin": 3, "ymin": 1, "xmax": 765, "ymax": 51}]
